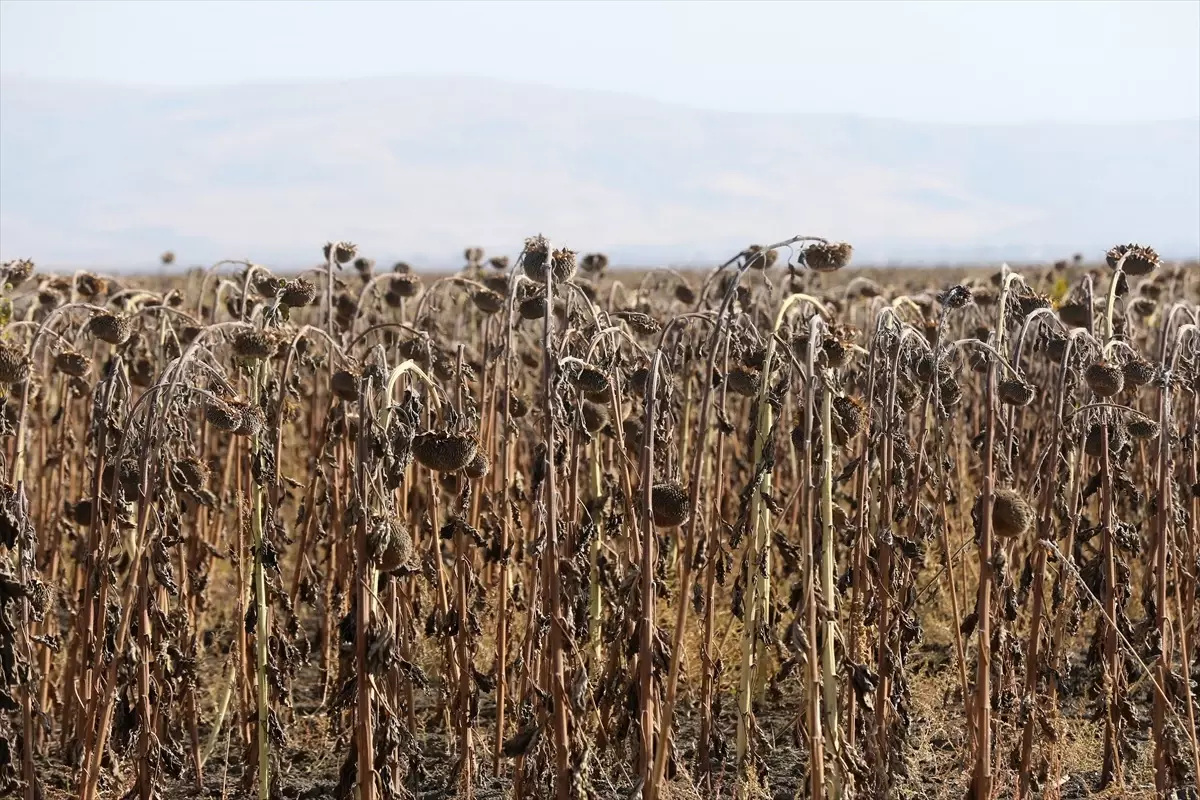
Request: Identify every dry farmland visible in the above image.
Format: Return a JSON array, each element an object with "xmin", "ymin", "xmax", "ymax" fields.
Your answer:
[{"xmin": 0, "ymin": 238, "xmax": 1197, "ymax": 800}]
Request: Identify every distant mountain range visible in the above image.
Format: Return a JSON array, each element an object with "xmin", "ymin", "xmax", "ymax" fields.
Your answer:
[{"xmin": 1, "ymin": 75, "xmax": 1197, "ymax": 270}]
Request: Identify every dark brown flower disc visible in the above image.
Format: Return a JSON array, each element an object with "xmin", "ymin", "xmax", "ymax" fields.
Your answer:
[
  {"xmin": 1084, "ymin": 361, "xmax": 1124, "ymax": 398},
  {"xmin": 254, "ymin": 274, "xmax": 284, "ymax": 298},
  {"xmin": 523, "ymin": 236, "xmax": 578, "ymax": 284},
  {"xmin": 390, "ymin": 273, "xmax": 422, "ymax": 299},
  {"xmin": 331, "ymin": 369, "xmax": 360, "ymax": 402},
  {"xmin": 54, "ymin": 350, "xmax": 91, "ymax": 378},
  {"xmin": 482, "ymin": 275, "xmax": 509, "ymax": 295},
  {"xmin": 472, "ymin": 289, "xmax": 505, "ymax": 315},
  {"xmin": 0, "ymin": 341, "xmax": 31, "ymax": 385},
  {"xmin": 231, "ymin": 329, "xmax": 276, "ymax": 360},
  {"xmin": 581, "ymin": 401, "xmax": 609, "ymax": 433},
  {"xmin": 1106, "ymin": 243, "xmax": 1159, "ymax": 277},
  {"xmin": 87, "ymin": 313, "xmax": 132, "ymax": 345},
  {"xmin": 519, "ymin": 295, "xmax": 547, "ymax": 320},
  {"xmin": 726, "ymin": 365, "xmax": 761, "ymax": 397},
  {"xmin": 617, "ymin": 311, "xmax": 661, "ymax": 336},
  {"xmin": 1085, "ymin": 422, "xmax": 1129, "ymax": 458},
  {"xmin": 280, "ymin": 277, "xmax": 317, "ymax": 307},
  {"xmin": 1056, "ymin": 302, "xmax": 1090, "ymax": 328},
  {"xmin": 204, "ymin": 400, "xmax": 241, "ymax": 431},
  {"xmin": 412, "ymin": 431, "xmax": 478, "ymax": 472},
  {"xmin": 651, "ymin": 482, "xmax": 691, "ymax": 528},
  {"xmin": 998, "ymin": 378, "xmax": 1036, "ymax": 407},
  {"xmin": 803, "ymin": 242, "xmax": 853, "ymax": 273},
  {"xmin": 976, "ymin": 488, "xmax": 1034, "ymax": 538},
  {"xmin": 233, "ymin": 403, "xmax": 265, "ymax": 438},
  {"xmin": 674, "ymin": 284, "xmax": 697, "ymax": 305},
  {"xmin": 1127, "ymin": 413, "xmax": 1160, "ymax": 440},
  {"xmin": 832, "ymin": 395, "xmax": 866, "ymax": 444},
  {"xmin": 745, "ymin": 245, "xmax": 778, "ymax": 270},
  {"xmin": 571, "ymin": 364, "xmax": 610, "ymax": 397},
  {"xmin": 504, "ymin": 392, "xmax": 529, "ymax": 418},
  {"xmin": 464, "ymin": 451, "xmax": 491, "ymax": 480},
  {"xmin": 170, "ymin": 456, "xmax": 210, "ymax": 493},
  {"xmin": 71, "ymin": 499, "xmax": 94, "ymax": 527},
  {"xmin": 371, "ymin": 518, "xmax": 417, "ymax": 574},
  {"xmin": 1122, "ymin": 358, "xmax": 1155, "ymax": 388}
]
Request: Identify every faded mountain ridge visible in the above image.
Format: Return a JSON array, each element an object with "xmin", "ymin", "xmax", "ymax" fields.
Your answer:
[{"xmin": 1, "ymin": 75, "xmax": 1197, "ymax": 268}]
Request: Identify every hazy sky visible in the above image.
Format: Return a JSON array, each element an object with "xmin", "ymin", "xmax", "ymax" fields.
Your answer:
[{"xmin": 2, "ymin": 0, "xmax": 1197, "ymax": 124}]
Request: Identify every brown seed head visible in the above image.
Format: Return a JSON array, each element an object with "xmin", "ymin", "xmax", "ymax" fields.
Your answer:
[
  {"xmin": 581, "ymin": 253, "xmax": 609, "ymax": 274},
  {"xmin": 332, "ymin": 368, "xmax": 360, "ymax": 402},
  {"xmin": 324, "ymin": 242, "xmax": 358, "ymax": 265},
  {"xmin": 412, "ymin": 430, "xmax": 478, "ymax": 472},
  {"xmin": 745, "ymin": 245, "xmax": 778, "ymax": 271},
  {"xmin": 1122, "ymin": 357, "xmax": 1155, "ymax": 388},
  {"xmin": 280, "ymin": 277, "xmax": 318, "ymax": 307},
  {"xmin": 726, "ymin": 365, "xmax": 761, "ymax": 397},
  {"xmin": 832, "ymin": 395, "xmax": 867, "ymax": 444},
  {"xmin": 581, "ymin": 400, "xmax": 609, "ymax": 433},
  {"xmin": 803, "ymin": 241, "xmax": 853, "ymax": 272},
  {"xmin": 233, "ymin": 403, "xmax": 265, "ymax": 437},
  {"xmin": 390, "ymin": 273, "xmax": 422, "ymax": 299},
  {"xmin": 977, "ymin": 488, "xmax": 1034, "ymax": 539},
  {"xmin": 472, "ymin": 289, "xmax": 505, "ymax": 315},
  {"xmin": 1056, "ymin": 301, "xmax": 1090, "ymax": 328},
  {"xmin": 231, "ymin": 329, "xmax": 277, "ymax": 360},
  {"xmin": 504, "ymin": 392, "xmax": 529, "ymax": 418},
  {"xmin": 1085, "ymin": 422, "xmax": 1129, "ymax": 458},
  {"xmin": 254, "ymin": 273, "xmax": 284, "ymax": 298},
  {"xmin": 54, "ymin": 350, "xmax": 90, "ymax": 378},
  {"xmin": 87, "ymin": 313, "xmax": 132, "ymax": 345},
  {"xmin": 651, "ymin": 482, "xmax": 691, "ymax": 528},
  {"xmin": 464, "ymin": 451, "xmax": 491, "ymax": 480},
  {"xmin": 204, "ymin": 400, "xmax": 241, "ymax": 431},
  {"xmin": 489, "ymin": 256, "xmax": 510, "ymax": 271},
  {"xmin": 71, "ymin": 499, "xmax": 94, "ymax": 527},
  {"xmin": 617, "ymin": 311, "xmax": 661, "ymax": 336},
  {"xmin": 1106, "ymin": 243, "xmax": 1160, "ymax": 277},
  {"xmin": 523, "ymin": 236, "xmax": 578, "ymax": 284},
  {"xmin": 1084, "ymin": 361, "xmax": 1124, "ymax": 398},
  {"xmin": 0, "ymin": 341, "xmax": 31, "ymax": 385},
  {"xmin": 369, "ymin": 517, "xmax": 416, "ymax": 574},
  {"xmin": 519, "ymin": 295, "xmax": 547, "ymax": 320},
  {"xmin": 171, "ymin": 456, "xmax": 210, "ymax": 493},
  {"xmin": 571, "ymin": 364, "xmax": 611, "ymax": 397},
  {"xmin": 1127, "ymin": 413, "xmax": 1160, "ymax": 440},
  {"xmin": 674, "ymin": 283, "xmax": 697, "ymax": 305},
  {"xmin": 998, "ymin": 378, "xmax": 1036, "ymax": 407},
  {"xmin": 1129, "ymin": 297, "xmax": 1157, "ymax": 319}
]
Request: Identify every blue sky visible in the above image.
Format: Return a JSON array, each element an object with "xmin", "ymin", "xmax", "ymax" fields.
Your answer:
[{"xmin": 2, "ymin": 0, "xmax": 1198, "ymax": 124}]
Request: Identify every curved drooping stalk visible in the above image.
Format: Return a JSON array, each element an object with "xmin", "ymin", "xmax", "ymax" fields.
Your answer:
[
  {"xmin": 637, "ymin": 349, "xmax": 667, "ymax": 790},
  {"xmin": 968, "ymin": 268, "xmax": 1025, "ymax": 798},
  {"xmin": 734, "ymin": 288, "xmax": 827, "ymax": 775},
  {"xmin": 1016, "ymin": 326, "xmax": 1088, "ymax": 797},
  {"xmin": 1152, "ymin": 320, "xmax": 1200, "ymax": 793}
]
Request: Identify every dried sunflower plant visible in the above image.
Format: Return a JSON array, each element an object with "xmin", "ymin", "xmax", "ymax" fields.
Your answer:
[{"xmin": 0, "ymin": 241, "xmax": 1196, "ymax": 800}]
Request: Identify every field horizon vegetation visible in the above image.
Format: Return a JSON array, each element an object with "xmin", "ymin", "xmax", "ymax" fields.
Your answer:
[{"xmin": 0, "ymin": 236, "xmax": 1197, "ymax": 800}]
